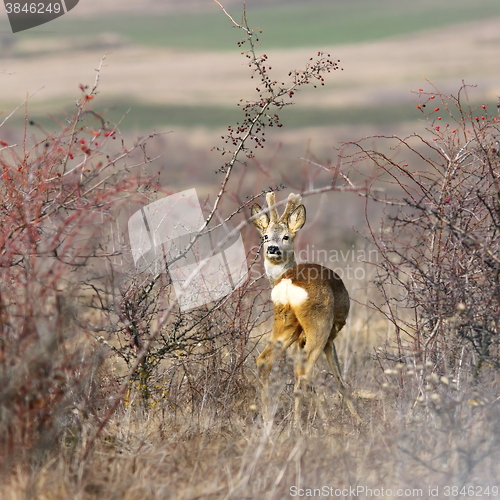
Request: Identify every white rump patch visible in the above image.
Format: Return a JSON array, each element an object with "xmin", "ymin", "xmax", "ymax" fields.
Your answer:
[{"xmin": 271, "ymin": 278, "xmax": 308, "ymax": 307}]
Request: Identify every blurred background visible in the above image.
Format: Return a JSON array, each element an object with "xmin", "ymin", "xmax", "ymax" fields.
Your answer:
[{"xmin": 1, "ymin": 0, "xmax": 499, "ymax": 136}]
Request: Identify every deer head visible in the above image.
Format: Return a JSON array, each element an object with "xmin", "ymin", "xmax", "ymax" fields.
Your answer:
[{"xmin": 251, "ymin": 192, "xmax": 306, "ymax": 284}]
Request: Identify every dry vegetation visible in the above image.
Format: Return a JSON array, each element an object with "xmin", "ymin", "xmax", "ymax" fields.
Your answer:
[{"xmin": 1, "ymin": 7, "xmax": 500, "ymax": 500}]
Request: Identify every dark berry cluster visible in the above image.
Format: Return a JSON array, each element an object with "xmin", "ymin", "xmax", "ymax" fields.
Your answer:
[{"xmin": 213, "ymin": 19, "xmax": 341, "ymax": 173}]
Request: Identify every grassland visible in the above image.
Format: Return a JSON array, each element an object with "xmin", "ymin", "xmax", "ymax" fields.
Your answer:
[{"xmin": 19, "ymin": 98, "xmax": 424, "ymax": 132}]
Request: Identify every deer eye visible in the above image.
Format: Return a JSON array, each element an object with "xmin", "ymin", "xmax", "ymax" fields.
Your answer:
[
  {"xmin": 283, "ymin": 235, "xmax": 289, "ymax": 241},
  {"xmin": 264, "ymin": 235, "xmax": 269, "ymax": 240}
]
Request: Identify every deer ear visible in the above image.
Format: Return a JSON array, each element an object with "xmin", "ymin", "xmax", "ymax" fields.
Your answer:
[
  {"xmin": 251, "ymin": 204, "xmax": 270, "ymax": 233},
  {"xmin": 288, "ymin": 205, "xmax": 306, "ymax": 234}
]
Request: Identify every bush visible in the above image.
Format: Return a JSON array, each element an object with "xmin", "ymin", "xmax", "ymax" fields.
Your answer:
[
  {"xmin": 0, "ymin": 76, "xmax": 155, "ymax": 468},
  {"xmin": 344, "ymin": 84, "xmax": 500, "ymax": 378}
]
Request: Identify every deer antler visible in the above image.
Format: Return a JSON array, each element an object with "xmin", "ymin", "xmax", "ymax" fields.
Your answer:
[
  {"xmin": 278, "ymin": 193, "xmax": 302, "ymax": 223},
  {"xmin": 265, "ymin": 192, "xmax": 279, "ymax": 223}
]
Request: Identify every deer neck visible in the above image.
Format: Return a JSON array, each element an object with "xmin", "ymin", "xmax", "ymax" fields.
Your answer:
[{"xmin": 265, "ymin": 254, "xmax": 297, "ymax": 286}]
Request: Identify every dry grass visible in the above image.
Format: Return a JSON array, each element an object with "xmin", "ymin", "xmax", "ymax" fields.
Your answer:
[
  {"xmin": 0, "ymin": 190, "xmax": 498, "ymax": 498},
  {"xmin": 2, "ymin": 309, "xmax": 500, "ymax": 499}
]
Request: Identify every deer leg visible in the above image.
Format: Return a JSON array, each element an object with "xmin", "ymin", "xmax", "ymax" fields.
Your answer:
[
  {"xmin": 257, "ymin": 322, "xmax": 301, "ymax": 418},
  {"xmin": 293, "ymin": 343, "xmax": 325, "ymax": 425},
  {"xmin": 324, "ymin": 340, "xmax": 361, "ymax": 423},
  {"xmin": 256, "ymin": 333, "xmax": 299, "ymax": 382},
  {"xmin": 290, "ymin": 311, "xmax": 335, "ymax": 424},
  {"xmin": 256, "ymin": 342, "xmax": 278, "ymax": 383}
]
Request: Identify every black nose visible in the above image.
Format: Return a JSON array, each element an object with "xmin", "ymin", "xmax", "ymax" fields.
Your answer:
[{"xmin": 267, "ymin": 246, "xmax": 281, "ymax": 255}]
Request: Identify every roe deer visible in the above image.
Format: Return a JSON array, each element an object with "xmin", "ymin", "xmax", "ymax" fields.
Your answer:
[{"xmin": 251, "ymin": 192, "xmax": 360, "ymax": 421}]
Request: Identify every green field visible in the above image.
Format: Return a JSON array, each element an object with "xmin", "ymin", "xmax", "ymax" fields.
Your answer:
[
  {"xmin": 5, "ymin": 0, "xmax": 500, "ymax": 51},
  {"xmin": 17, "ymin": 98, "xmax": 426, "ymax": 133},
  {"xmin": 14, "ymin": 91, "xmax": 494, "ymax": 133}
]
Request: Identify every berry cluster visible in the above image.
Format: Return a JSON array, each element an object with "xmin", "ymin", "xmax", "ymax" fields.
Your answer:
[{"xmin": 213, "ymin": 14, "xmax": 340, "ymax": 173}]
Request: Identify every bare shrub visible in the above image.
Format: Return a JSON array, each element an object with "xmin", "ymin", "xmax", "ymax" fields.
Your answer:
[
  {"xmin": 0, "ymin": 66, "xmax": 161, "ymax": 470},
  {"xmin": 342, "ymin": 84, "xmax": 500, "ymax": 379}
]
